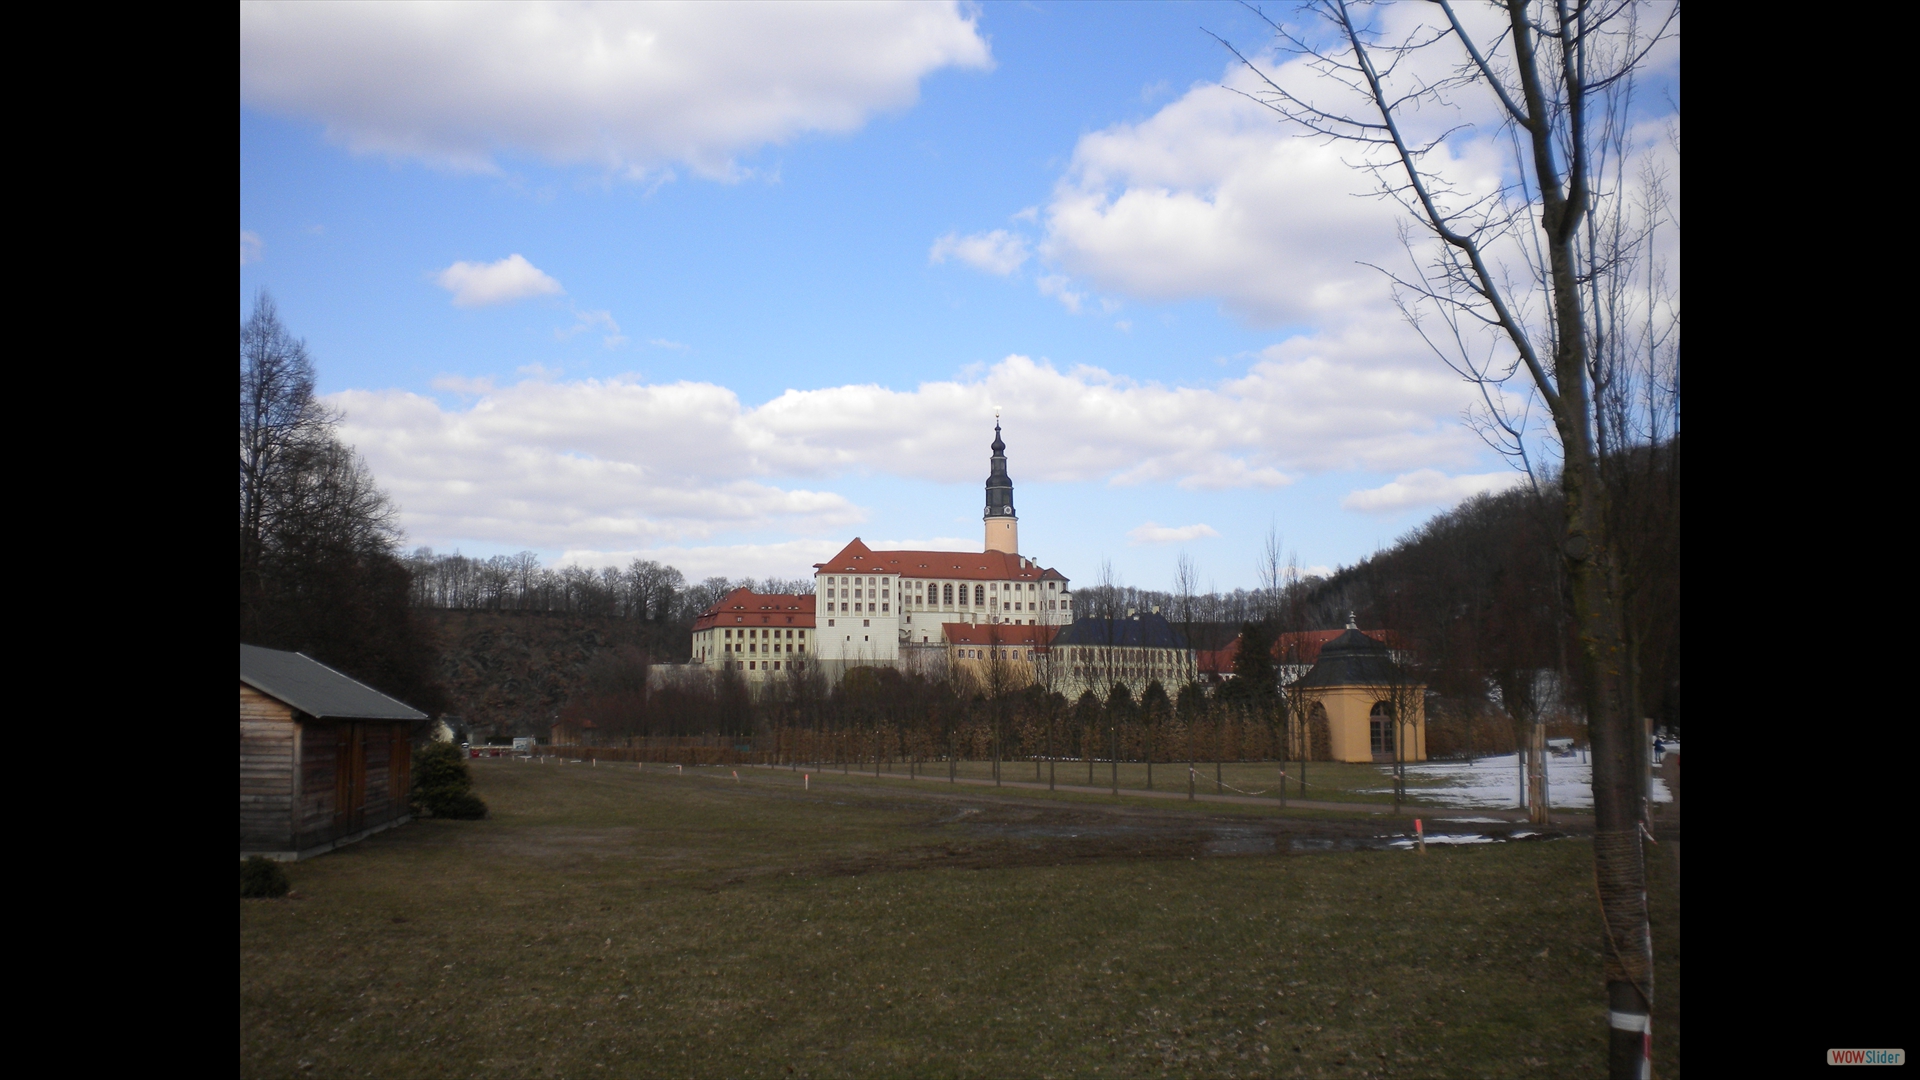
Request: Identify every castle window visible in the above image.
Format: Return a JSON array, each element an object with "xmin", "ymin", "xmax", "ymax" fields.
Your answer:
[
  {"xmin": 944, "ymin": 583, "xmax": 954, "ymax": 605},
  {"xmin": 974, "ymin": 584, "xmax": 985, "ymax": 605}
]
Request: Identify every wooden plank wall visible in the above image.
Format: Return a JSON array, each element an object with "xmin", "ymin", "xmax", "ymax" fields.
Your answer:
[
  {"xmin": 296, "ymin": 725, "xmax": 338, "ymax": 850},
  {"xmin": 363, "ymin": 728, "xmax": 394, "ymax": 823},
  {"xmin": 240, "ymin": 685, "xmax": 297, "ymax": 849},
  {"xmin": 295, "ymin": 720, "xmax": 413, "ymax": 851}
]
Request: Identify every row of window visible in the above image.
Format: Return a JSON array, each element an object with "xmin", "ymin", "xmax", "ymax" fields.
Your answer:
[
  {"xmin": 1060, "ymin": 647, "xmax": 1188, "ymax": 663},
  {"xmin": 726, "ymin": 641, "xmax": 803, "ymax": 655},
  {"xmin": 728, "ymin": 660, "xmax": 794, "ymax": 672},
  {"xmin": 816, "ymin": 575, "xmax": 1069, "ymax": 612}
]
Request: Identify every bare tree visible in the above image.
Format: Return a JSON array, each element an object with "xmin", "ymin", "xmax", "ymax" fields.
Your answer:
[
  {"xmin": 1258, "ymin": 523, "xmax": 1286, "ymax": 621},
  {"xmin": 1218, "ymin": 4, "xmax": 1677, "ymax": 1069},
  {"xmin": 240, "ymin": 292, "xmax": 334, "ymax": 605}
]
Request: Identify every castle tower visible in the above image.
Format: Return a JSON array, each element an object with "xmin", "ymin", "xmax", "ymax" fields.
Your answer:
[{"xmin": 983, "ymin": 421, "xmax": 1018, "ymax": 554}]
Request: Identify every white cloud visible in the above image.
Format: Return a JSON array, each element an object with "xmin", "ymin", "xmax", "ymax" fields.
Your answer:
[
  {"xmin": 333, "ymin": 345, "xmax": 1488, "ymax": 553},
  {"xmin": 1036, "ymin": 274, "xmax": 1085, "ymax": 314},
  {"xmin": 1038, "ymin": 78, "xmax": 1417, "ymax": 328},
  {"xmin": 903, "ymin": 10, "xmax": 1528, "ymax": 329},
  {"xmin": 558, "ymin": 307, "xmax": 627, "ymax": 348},
  {"xmin": 1127, "ymin": 522, "xmax": 1221, "ymax": 546},
  {"xmin": 335, "ymin": 379, "xmax": 868, "ymax": 554},
  {"xmin": 240, "ymin": 230, "xmax": 263, "ymax": 266},
  {"xmin": 240, "ymin": 2, "xmax": 992, "ymax": 179},
  {"xmin": 929, "ymin": 229, "xmax": 1029, "ymax": 275},
  {"xmin": 430, "ymin": 374, "xmax": 496, "ymax": 395},
  {"xmin": 435, "ymin": 254, "xmax": 564, "ymax": 308},
  {"xmin": 1340, "ymin": 469, "xmax": 1527, "ymax": 515},
  {"xmin": 648, "ymin": 338, "xmax": 690, "ymax": 351}
]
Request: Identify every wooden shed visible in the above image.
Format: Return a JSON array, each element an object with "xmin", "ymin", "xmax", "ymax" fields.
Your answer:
[{"xmin": 240, "ymin": 644, "xmax": 428, "ymax": 860}]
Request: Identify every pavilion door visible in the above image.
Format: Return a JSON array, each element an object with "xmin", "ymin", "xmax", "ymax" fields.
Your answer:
[
  {"xmin": 1369, "ymin": 718, "xmax": 1395, "ymax": 763},
  {"xmin": 333, "ymin": 723, "xmax": 367, "ymax": 836}
]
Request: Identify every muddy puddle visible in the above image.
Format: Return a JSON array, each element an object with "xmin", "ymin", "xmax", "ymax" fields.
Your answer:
[{"xmin": 921, "ymin": 803, "xmax": 1568, "ymax": 863}]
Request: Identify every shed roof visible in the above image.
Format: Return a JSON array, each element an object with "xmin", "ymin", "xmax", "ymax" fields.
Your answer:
[{"xmin": 240, "ymin": 644, "xmax": 429, "ymax": 721}]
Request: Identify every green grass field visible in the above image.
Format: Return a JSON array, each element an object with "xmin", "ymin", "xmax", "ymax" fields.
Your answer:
[{"xmin": 241, "ymin": 760, "xmax": 1679, "ymax": 1078}]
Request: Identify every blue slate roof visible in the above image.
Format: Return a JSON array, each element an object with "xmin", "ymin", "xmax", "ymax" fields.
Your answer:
[{"xmin": 1050, "ymin": 613, "xmax": 1190, "ymax": 650}]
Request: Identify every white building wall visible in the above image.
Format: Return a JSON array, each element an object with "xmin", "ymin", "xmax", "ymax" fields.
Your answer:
[
  {"xmin": 894, "ymin": 576, "xmax": 1072, "ymax": 645},
  {"xmin": 813, "ymin": 570, "xmax": 901, "ymax": 664}
]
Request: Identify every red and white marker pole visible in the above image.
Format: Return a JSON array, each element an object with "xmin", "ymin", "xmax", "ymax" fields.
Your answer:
[{"xmin": 1415, "ymin": 818, "xmax": 1426, "ymax": 854}]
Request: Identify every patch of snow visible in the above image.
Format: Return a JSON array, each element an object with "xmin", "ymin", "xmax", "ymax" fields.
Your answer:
[
  {"xmin": 1387, "ymin": 834, "xmax": 1498, "ymax": 848},
  {"xmin": 1374, "ymin": 753, "xmax": 1672, "ymax": 810}
]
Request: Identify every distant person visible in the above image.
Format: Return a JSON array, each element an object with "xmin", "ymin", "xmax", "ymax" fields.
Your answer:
[{"xmin": 1652, "ymin": 735, "xmax": 1666, "ymax": 764}]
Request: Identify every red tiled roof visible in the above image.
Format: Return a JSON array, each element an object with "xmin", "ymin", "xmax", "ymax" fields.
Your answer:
[
  {"xmin": 813, "ymin": 538, "xmax": 1068, "ymax": 584},
  {"xmin": 1199, "ymin": 628, "xmax": 1403, "ymax": 677},
  {"xmin": 690, "ymin": 587, "xmax": 817, "ymax": 632},
  {"xmin": 940, "ymin": 622, "xmax": 1059, "ymax": 648}
]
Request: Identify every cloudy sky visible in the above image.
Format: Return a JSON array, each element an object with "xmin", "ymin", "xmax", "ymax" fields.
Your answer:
[{"xmin": 239, "ymin": 1, "xmax": 1677, "ymax": 590}]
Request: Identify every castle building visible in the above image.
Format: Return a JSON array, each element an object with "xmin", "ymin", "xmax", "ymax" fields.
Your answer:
[
  {"xmin": 689, "ymin": 587, "xmax": 816, "ymax": 677},
  {"xmin": 940, "ymin": 620, "xmax": 1057, "ymax": 692},
  {"xmin": 811, "ymin": 423, "xmax": 1071, "ymax": 674},
  {"xmin": 1043, "ymin": 610, "xmax": 1198, "ymax": 702}
]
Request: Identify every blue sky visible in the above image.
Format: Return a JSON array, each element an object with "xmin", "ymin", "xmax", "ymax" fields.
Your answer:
[{"xmin": 239, "ymin": 2, "xmax": 1678, "ymax": 591}]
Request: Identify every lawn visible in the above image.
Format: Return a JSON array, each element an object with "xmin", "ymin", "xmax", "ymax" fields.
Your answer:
[{"xmin": 240, "ymin": 760, "xmax": 1679, "ymax": 1078}]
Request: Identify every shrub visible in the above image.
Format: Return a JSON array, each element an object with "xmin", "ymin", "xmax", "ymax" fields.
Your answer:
[
  {"xmin": 240, "ymin": 855, "xmax": 290, "ymax": 898},
  {"xmin": 430, "ymin": 790, "xmax": 489, "ymax": 820},
  {"xmin": 412, "ymin": 740, "xmax": 489, "ymax": 819}
]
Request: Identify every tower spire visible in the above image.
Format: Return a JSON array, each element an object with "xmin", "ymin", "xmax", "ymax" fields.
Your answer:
[{"xmin": 984, "ymin": 418, "xmax": 1018, "ymax": 554}]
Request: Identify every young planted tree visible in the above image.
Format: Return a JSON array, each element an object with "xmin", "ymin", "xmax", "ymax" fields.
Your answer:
[
  {"xmin": 1175, "ymin": 680, "xmax": 1209, "ymax": 800},
  {"xmin": 1219, "ymin": 4, "xmax": 1678, "ymax": 1069},
  {"xmin": 1139, "ymin": 679, "xmax": 1171, "ymax": 790},
  {"xmin": 1359, "ymin": 635, "xmax": 1426, "ymax": 814}
]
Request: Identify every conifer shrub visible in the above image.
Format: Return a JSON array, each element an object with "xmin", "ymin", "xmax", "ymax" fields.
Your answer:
[
  {"xmin": 240, "ymin": 855, "xmax": 291, "ymax": 898},
  {"xmin": 412, "ymin": 740, "xmax": 489, "ymax": 819}
]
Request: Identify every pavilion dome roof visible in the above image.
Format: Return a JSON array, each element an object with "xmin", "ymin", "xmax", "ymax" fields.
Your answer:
[{"xmin": 1293, "ymin": 616, "xmax": 1409, "ymax": 689}]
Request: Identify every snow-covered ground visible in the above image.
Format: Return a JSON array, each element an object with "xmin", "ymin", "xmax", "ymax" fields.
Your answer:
[{"xmin": 1373, "ymin": 749, "xmax": 1675, "ymax": 810}]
